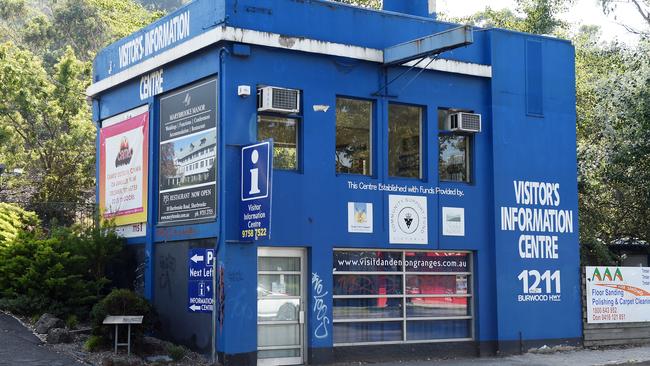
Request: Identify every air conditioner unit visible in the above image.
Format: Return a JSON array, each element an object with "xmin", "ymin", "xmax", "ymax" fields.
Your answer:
[
  {"xmin": 257, "ymin": 86, "xmax": 300, "ymax": 114},
  {"xmin": 445, "ymin": 112, "xmax": 481, "ymax": 133}
]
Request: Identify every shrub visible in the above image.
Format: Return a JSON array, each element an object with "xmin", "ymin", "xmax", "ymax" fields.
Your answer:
[
  {"xmin": 0, "ymin": 224, "xmax": 124, "ymax": 318},
  {"xmin": 168, "ymin": 344, "xmax": 186, "ymax": 361},
  {"xmin": 0, "ymin": 203, "xmax": 39, "ymax": 246},
  {"xmin": 84, "ymin": 335, "xmax": 104, "ymax": 352},
  {"xmin": 66, "ymin": 314, "xmax": 78, "ymax": 329},
  {"xmin": 90, "ymin": 289, "xmax": 157, "ymax": 348}
]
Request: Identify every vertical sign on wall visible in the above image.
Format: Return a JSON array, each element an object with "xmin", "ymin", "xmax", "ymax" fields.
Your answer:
[
  {"xmin": 240, "ymin": 140, "xmax": 273, "ymax": 241},
  {"xmin": 99, "ymin": 105, "xmax": 149, "ymax": 237},
  {"xmin": 188, "ymin": 248, "xmax": 214, "ymax": 313},
  {"xmin": 158, "ymin": 78, "xmax": 217, "ymax": 225}
]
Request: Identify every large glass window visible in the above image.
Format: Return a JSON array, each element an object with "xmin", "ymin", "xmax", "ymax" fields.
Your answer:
[
  {"xmin": 332, "ymin": 250, "xmax": 472, "ymax": 345},
  {"xmin": 258, "ymin": 115, "xmax": 298, "ymax": 170},
  {"xmin": 438, "ymin": 109, "xmax": 471, "ymax": 182},
  {"xmin": 336, "ymin": 98, "xmax": 372, "ymax": 175},
  {"xmin": 388, "ymin": 104, "xmax": 422, "ymax": 178}
]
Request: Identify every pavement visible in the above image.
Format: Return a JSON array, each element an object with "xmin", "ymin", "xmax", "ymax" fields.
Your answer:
[{"xmin": 0, "ymin": 312, "xmax": 85, "ymax": 366}]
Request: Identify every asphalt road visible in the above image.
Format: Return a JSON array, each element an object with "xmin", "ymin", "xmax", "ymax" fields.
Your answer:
[{"xmin": 0, "ymin": 312, "xmax": 83, "ymax": 366}]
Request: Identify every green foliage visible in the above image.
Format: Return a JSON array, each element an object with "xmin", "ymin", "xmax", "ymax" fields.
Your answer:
[
  {"xmin": 90, "ymin": 289, "xmax": 157, "ymax": 348},
  {"xmin": 333, "ymin": 0, "xmax": 381, "ymax": 9},
  {"xmin": 0, "ymin": 225, "xmax": 124, "ymax": 317},
  {"xmin": 84, "ymin": 334, "xmax": 104, "ymax": 352},
  {"xmin": 0, "ymin": 203, "xmax": 39, "ymax": 245},
  {"xmin": 167, "ymin": 344, "xmax": 186, "ymax": 361},
  {"xmin": 66, "ymin": 314, "xmax": 78, "ymax": 329},
  {"xmin": 599, "ymin": 0, "xmax": 650, "ymax": 35}
]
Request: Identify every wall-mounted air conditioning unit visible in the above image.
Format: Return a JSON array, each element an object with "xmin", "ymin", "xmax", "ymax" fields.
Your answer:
[
  {"xmin": 257, "ymin": 86, "xmax": 300, "ymax": 114},
  {"xmin": 445, "ymin": 112, "xmax": 481, "ymax": 133}
]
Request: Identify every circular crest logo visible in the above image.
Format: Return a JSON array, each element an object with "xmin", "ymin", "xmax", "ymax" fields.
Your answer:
[{"xmin": 389, "ymin": 195, "xmax": 428, "ymax": 244}]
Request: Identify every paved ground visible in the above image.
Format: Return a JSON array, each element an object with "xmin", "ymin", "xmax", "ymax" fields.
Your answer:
[
  {"xmin": 0, "ymin": 312, "xmax": 85, "ymax": 366},
  {"xmin": 340, "ymin": 346, "xmax": 650, "ymax": 366}
]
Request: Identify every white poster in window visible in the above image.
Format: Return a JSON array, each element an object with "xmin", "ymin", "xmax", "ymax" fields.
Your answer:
[
  {"xmin": 389, "ymin": 195, "xmax": 428, "ymax": 244},
  {"xmin": 348, "ymin": 202, "xmax": 373, "ymax": 233},
  {"xmin": 442, "ymin": 207, "xmax": 465, "ymax": 236}
]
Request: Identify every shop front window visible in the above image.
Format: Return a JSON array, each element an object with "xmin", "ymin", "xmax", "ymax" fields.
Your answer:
[
  {"xmin": 332, "ymin": 250, "xmax": 472, "ymax": 345},
  {"xmin": 335, "ymin": 97, "xmax": 372, "ymax": 175}
]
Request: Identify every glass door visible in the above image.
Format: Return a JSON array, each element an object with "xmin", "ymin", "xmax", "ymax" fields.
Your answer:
[{"xmin": 257, "ymin": 248, "xmax": 306, "ymax": 366}]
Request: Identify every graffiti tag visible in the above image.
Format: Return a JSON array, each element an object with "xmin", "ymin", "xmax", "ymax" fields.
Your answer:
[{"xmin": 312, "ymin": 272, "xmax": 330, "ymax": 339}]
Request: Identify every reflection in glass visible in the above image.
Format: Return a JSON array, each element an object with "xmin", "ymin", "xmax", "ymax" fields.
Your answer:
[
  {"xmin": 258, "ymin": 274, "xmax": 300, "ymax": 296},
  {"xmin": 336, "ymin": 98, "xmax": 372, "ymax": 175},
  {"xmin": 439, "ymin": 134, "xmax": 469, "ymax": 182},
  {"xmin": 406, "ymin": 319, "xmax": 471, "ymax": 340},
  {"xmin": 388, "ymin": 104, "xmax": 421, "ymax": 178},
  {"xmin": 258, "ymin": 115, "xmax": 298, "ymax": 170},
  {"xmin": 406, "ymin": 297, "xmax": 469, "ymax": 317},
  {"xmin": 406, "ymin": 275, "xmax": 469, "ymax": 295},
  {"xmin": 334, "ymin": 275, "xmax": 402, "ymax": 296},
  {"xmin": 258, "ymin": 349, "xmax": 300, "ymax": 359},
  {"xmin": 259, "ymin": 257, "xmax": 300, "ymax": 272},
  {"xmin": 333, "ymin": 250, "xmax": 402, "ymax": 272},
  {"xmin": 258, "ymin": 299, "xmax": 299, "ymax": 322},
  {"xmin": 334, "ymin": 321, "xmax": 403, "ymax": 343},
  {"xmin": 333, "ymin": 298, "xmax": 402, "ymax": 319}
]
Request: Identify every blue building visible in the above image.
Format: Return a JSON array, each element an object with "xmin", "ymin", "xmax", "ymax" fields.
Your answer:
[{"xmin": 90, "ymin": 0, "xmax": 582, "ymax": 364}]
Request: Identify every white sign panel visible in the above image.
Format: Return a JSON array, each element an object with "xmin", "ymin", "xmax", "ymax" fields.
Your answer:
[
  {"xmin": 586, "ymin": 266, "xmax": 650, "ymax": 323},
  {"xmin": 442, "ymin": 207, "xmax": 465, "ymax": 236},
  {"xmin": 389, "ymin": 195, "xmax": 428, "ymax": 244},
  {"xmin": 348, "ymin": 202, "xmax": 373, "ymax": 233}
]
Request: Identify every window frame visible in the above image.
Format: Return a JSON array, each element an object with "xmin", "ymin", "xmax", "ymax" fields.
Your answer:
[
  {"xmin": 388, "ymin": 103, "xmax": 425, "ymax": 180},
  {"xmin": 335, "ymin": 96, "xmax": 375, "ymax": 177},
  {"xmin": 437, "ymin": 108, "xmax": 475, "ymax": 184},
  {"xmin": 332, "ymin": 248, "xmax": 474, "ymax": 347}
]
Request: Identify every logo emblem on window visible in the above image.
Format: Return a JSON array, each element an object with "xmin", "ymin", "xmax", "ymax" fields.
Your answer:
[{"xmin": 397, "ymin": 207, "xmax": 419, "ymax": 234}]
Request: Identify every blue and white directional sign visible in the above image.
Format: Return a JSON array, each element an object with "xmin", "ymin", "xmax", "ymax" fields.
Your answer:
[
  {"xmin": 240, "ymin": 140, "xmax": 273, "ymax": 241},
  {"xmin": 187, "ymin": 248, "xmax": 214, "ymax": 313}
]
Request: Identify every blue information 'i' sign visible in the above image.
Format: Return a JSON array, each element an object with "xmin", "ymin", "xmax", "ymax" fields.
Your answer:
[
  {"xmin": 187, "ymin": 248, "xmax": 214, "ymax": 313},
  {"xmin": 240, "ymin": 140, "xmax": 273, "ymax": 241}
]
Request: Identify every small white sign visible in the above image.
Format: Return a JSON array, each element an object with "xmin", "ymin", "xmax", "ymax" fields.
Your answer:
[
  {"xmin": 348, "ymin": 202, "xmax": 373, "ymax": 233},
  {"xmin": 442, "ymin": 207, "xmax": 465, "ymax": 236},
  {"xmin": 389, "ymin": 195, "xmax": 428, "ymax": 244},
  {"xmin": 114, "ymin": 223, "xmax": 147, "ymax": 238}
]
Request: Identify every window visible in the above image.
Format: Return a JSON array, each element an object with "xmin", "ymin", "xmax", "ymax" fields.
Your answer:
[
  {"xmin": 438, "ymin": 109, "xmax": 471, "ymax": 183},
  {"xmin": 258, "ymin": 115, "xmax": 298, "ymax": 170},
  {"xmin": 388, "ymin": 104, "xmax": 422, "ymax": 178},
  {"xmin": 336, "ymin": 98, "xmax": 372, "ymax": 175},
  {"xmin": 332, "ymin": 250, "xmax": 472, "ymax": 346}
]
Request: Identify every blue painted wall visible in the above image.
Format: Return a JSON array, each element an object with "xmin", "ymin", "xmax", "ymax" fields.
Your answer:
[{"xmin": 91, "ymin": 0, "xmax": 581, "ymax": 362}]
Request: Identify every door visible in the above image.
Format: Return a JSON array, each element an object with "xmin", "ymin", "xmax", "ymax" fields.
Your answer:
[{"xmin": 257, "ymin": 248, "xmax": 306, "ymax": 366}]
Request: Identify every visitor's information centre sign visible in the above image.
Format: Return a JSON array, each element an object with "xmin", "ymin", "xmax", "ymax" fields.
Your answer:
[{"xmin": 586, "ymin": 266, "xmax": 650, "ymax": 323}]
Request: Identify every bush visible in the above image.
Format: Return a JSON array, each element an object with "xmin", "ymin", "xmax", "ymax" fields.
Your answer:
[
  {"xmin": 90, "ymin": 289, "xmax": 157, "ymax": 349},
  {"xmin": 84, "ymin": 335, "xmax": 104, "ymax": 352},
  {"xmin": 0, "ymin": 224, "xmax": 124, "ymax": 318},
  {"xmin": 168, "ymin": 344, "xmax": 186, "ymax": 361},
  {"xmin": 0, "ymin": 203, "xmax": 39, "ymax": 246},
  {"xmin": 66, "ymin": 314, "xmax": 78, "ymax": 329}
]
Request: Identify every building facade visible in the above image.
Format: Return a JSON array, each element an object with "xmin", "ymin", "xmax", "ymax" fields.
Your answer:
[{"xmin": 90, "ymin": 0, "xmax": 582, "ymax": 365}]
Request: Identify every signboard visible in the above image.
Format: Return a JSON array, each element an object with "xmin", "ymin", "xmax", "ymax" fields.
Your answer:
[
  {"xmin": 158, "ymin": 78, "xmax": 217, "ymax": 225},
  {"xmin": 99, "ymin": 106, "xmax": 149, "ymax": 234},
  {"xmin": 188, "ymin": 248, "xmax": 214, "ymax": 313},
  {"xmin": 388, "ymin": 195, "xmax": 428, "ymax": 244},
  {"xmin": 586, "ymin": 266, "xmax": 650, "ymax": 323},
  {"xmin": 348, "ymin": 202, "xmax": 373, "ymax": 233},
  {"xmin": 240, "ymin": 140, "xmax": 273, "ymax": 241},
  {"xmin": 442, "ymin": 207, "xmax": 465, "ymax": 236}
]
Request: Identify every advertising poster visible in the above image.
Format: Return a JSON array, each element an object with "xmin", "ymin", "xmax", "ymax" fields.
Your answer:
[
  {"xmin": 586, "ymin": 266, "xmax": 650, "ymax": 323},
  {"xmin": 159, "ymin": 78, "xmax": 217, "ymax": 225},
  {"xmin": 99, "ymin": 106, "xmax": 149, "ymax": 232}
]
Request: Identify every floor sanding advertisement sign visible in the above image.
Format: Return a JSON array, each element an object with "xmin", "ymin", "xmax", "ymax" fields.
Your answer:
[
  {"xmin": 159, "ymin": 78, "xmax": 217, "ymax": 225},
  {"xmin": 586, "ymin": 266, "xmax": 650, "ymax": 323},
  {"xmin": 99, "ymin": 107, "xmax": 149, "ymax": 232}
]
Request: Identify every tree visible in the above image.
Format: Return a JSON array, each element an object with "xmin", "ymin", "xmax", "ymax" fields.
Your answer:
[{"xmin": 599, "ymin": 0, "xmax": 650, "ymax": 35}]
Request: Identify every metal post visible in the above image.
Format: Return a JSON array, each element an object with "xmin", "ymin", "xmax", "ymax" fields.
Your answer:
[
  {"xmin": 114, "ymin": 325, "xmax": 118, "ymax": 353},
  {"xmin": 127, "ymin": 324, "xmax": 132, "ymax": 355}
]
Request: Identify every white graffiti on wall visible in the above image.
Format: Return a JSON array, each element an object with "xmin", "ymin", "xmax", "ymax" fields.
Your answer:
[{"xmin": 312, "ymin": 272, "xmax": 330, "ymax": 339}]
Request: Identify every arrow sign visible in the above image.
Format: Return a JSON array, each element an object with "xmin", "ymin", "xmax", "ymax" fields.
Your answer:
[
  {"xmin": 191, "ymin": 254, "xmax": 204, "ymax": 263},
  {"xmin": 189, "ymin": 304, "xmax": 201, "ymax": 312}
]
